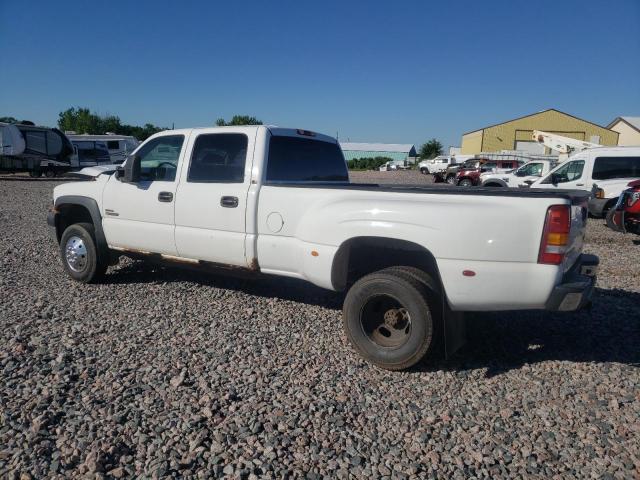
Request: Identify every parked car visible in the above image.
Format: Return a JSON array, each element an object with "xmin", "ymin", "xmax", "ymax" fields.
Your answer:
[
  {"xmin": 379, "ymin": 161, "xmax": 398, "ymax": 171},
  {"xmin": 48, "ymin": 126, "xmax": 598, "ymax": 370},
  {"xmin": 605, "ymin": 179, "xmax": 640, "ymax": 235},
  {"xmin": 434, "ymin": 158, "xmax": 476, "ymax": 183},
  {"xmin": 481, "ymin": 159, "xmax": 558, "ymax": 188},
  {"xmin": 456, "ymin": 159, "xmax": 523, "ymax": 187},
  {"xmin": 530, "ymin": 147, "xmax": 640, "ymax": 218}
]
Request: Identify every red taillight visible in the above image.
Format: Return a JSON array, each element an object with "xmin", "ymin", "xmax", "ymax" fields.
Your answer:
[{"xmin": 538, "ymin": 205, "xmax": 570, "ymax": 265}]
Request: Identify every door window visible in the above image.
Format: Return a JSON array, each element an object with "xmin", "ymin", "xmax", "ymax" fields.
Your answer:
[
  {"xmin": 517, "ymin": 162, "xmax": 543, "ymax": 176},
  {"xmin": 542, "ymin": 160, "xmax": 585, "ymax": 184},
  {"xmin": 187, "ymin": 133, "xmax": 248, "ymax": 183},
  {"xmin": 137, "ymin": 135, "xmax": 184, "ymax": 181}
]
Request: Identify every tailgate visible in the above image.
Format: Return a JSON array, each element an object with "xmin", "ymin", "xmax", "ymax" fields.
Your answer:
[{"xmin": 563, "ymin": 194, "xmax": 589, "ymax": 272}]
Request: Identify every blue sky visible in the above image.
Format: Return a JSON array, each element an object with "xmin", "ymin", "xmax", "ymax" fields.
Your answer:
[{"xmin": 1, "ymin": 0, "xmax": 639, "ymax": 149}]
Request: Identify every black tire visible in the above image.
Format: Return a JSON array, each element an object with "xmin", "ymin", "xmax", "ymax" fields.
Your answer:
[
  {"xmin": 446, "ymin": 175, "xmax": 456, "ymax": 184},
  {"xmin": 44, "ymin": 169, "xmax": 55, "ymax": 178},
  {"xmin": 420, "ymin": 167, "xmax": 429, "ymax": 175},
  {"xmin": 59, "ymin": 222, "xmax": 107, "ymax": 283},
  {"xmin": 343, "ymin": 269, "xmax": 435, "ymax": 370},
  {"xmin": 605, "ymin": 207, "xmax": 618, "ymax": 229},
  {"xmin": 458, "ymin": 178, "xmax": 473, "ymax": 187}
]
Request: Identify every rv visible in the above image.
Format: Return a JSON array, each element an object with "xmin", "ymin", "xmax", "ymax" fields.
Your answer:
[
  {"xmin": 1, "ymin": 122, "xmax": 75, "ymax": 177},
  {"xmin": 65, "ymin": 134, "xmax": 139, "ymax": 163}
]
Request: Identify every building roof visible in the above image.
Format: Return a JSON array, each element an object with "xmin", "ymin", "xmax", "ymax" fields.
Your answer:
[
  {"xmin": 462, "ymin": 108, "xmax": 612, "ymax": 136},
  {"xmin": 608, "ymin": 116, "xmax": 640, "ymax": 133},
  {"xmin": 340, "ymin": 142, "xmax": 415, "ymax": 153}
]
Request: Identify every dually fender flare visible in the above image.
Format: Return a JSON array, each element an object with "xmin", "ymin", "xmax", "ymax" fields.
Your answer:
[{"xmin": 54, "ymin": 195, "xmax": 109, "ymax": 262}]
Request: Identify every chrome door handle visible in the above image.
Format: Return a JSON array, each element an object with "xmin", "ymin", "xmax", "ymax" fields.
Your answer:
[
  {"xmin": 220, "ymin": 196, "xmax": 238, "ymax": 208},
  {"xmin": 158, "ymin": 191, "xmax": 173, "ymax": 202}
]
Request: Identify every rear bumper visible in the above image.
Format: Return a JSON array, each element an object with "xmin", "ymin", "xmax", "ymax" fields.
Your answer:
[{"xmin": 545, "ymin": 254, "xmax": 599, "ymax": 311}]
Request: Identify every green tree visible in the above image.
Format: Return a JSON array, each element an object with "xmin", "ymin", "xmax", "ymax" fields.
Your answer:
[
  {"xmin": 216, "ymin": 115, "xmax": 263, "ymax": 126},
  {"xmin": 58, "ymin": 107, "xmax": 103, "ymax": 134},
  {"xmin": 57, "ymin": 107, "xmax": 165, "ymax": 140},
  {"xmin": 419, "ymin": 139, "xmax": 443, "ymax": 159},
  {"xmin": 347, "ymin": 156, "xmax": 393, "ymax": 170},
  {"xmin": 0, "ymin": 116, "xmax": 18, "ymax": 123}
]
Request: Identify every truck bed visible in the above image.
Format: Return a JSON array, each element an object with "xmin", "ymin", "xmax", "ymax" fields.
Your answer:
[{"xmin": 266, "ymin": 182, "xmax": 591, "ymax": 203}]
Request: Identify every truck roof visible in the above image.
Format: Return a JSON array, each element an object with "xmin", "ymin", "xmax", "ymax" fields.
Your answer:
[{"xmin": 151, "ymin": 126, "xmax": 338, "ymax": 144}]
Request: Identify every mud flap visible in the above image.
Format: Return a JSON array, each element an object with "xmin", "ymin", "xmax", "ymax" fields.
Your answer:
[{"xmin": 443, "ymin": 302, "xmax": 466, "ymax": 359}]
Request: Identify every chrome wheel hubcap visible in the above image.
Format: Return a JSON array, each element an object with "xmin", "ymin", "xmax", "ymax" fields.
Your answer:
[{"xmin": 65, "ymin": 236, "xmax": 87, "ymax": 272}]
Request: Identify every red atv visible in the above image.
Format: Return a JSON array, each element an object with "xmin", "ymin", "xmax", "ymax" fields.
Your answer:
[{"xmin": 607, "ymin": 179, "xmax": 640, "ymax": 235}]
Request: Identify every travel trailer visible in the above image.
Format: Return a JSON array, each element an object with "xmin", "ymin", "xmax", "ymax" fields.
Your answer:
[{"xmin": 65, "ymin": 134, "xmax": 139, "ymax": 163}]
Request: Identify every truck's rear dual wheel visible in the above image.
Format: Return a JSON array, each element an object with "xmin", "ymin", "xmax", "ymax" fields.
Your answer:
[
  {"xmin": 60, "ymin": 223, "xmax": 107, "ymax": 283},
  {"xmin": 343, "ymin": 268, "xmax": 436, "ymax": 370}
]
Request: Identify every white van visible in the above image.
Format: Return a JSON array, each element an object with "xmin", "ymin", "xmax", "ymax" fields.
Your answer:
[
  {"xmin": 65, "ymin": 134, "xmax": 139, "ymax": 164},
  {"xmin": 530, "ymin": 147, "xmax": 640, "ymax": 217}
]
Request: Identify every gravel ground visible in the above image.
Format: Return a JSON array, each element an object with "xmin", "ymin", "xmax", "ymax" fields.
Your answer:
[{"xmin": 1, "ymin": 173, "xmax": 638, "ymax": 479}]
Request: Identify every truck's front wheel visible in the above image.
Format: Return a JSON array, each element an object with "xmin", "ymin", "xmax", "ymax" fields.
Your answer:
[
  {"xmin": 343, "ymin": 269, "xmax": 435, "ymax": 370},
  {"xmin": 60, "ymin": 223, "xmax": 107, "ymax": 283}
]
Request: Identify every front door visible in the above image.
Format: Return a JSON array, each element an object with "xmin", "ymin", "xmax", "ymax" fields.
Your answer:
[
  {"xmin": 174, "ymin": 128, "xmax": 255, "ymax": 267},
  {"xmin": 101, "ymin": 133, "xmax": 187, "ymax": 255},
  {"xmin": 539, "ymin": 159, "xmax": 586, "ymax": 190}
]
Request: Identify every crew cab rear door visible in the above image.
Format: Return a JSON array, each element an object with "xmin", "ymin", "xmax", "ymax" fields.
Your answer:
[{"xmin": 174, "ymin": 128, "xmax": 256, "ymax": 267}]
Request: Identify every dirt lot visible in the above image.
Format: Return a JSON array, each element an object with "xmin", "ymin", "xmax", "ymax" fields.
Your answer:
[{"xmin": 1, "ymin": 172, "xmax": 638, "ymax": 479}]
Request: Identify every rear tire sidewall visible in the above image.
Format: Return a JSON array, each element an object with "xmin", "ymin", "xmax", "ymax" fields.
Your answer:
[
  {"xmin": 60, "ymin": 223, "xmax": 101, "ymax": 283},
  {"xmin": 459, "ymin": 179, "xmax": 472, "ymax": 187},
  {"xmin": 343, "ymin": 273, "xmax": 433, "ymax": 369}
]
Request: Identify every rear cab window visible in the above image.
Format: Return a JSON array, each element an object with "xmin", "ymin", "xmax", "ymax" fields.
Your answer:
[{"xmin": 266, "ymin": 135, "xmax": 348, "ymax": 183}]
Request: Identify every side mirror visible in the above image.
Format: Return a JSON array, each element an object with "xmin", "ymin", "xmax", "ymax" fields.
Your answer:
[
  {"xmin": 122, "ymin": 155, "xmax": 141, "ymax": 183},
  {"xmin": 550, "ymin": 172, "xmax": 559, "ymax": 185}
]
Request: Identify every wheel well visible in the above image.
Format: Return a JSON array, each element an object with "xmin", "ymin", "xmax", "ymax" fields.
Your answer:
[
  {"xmin": 483, "ymin": 182, "xmax": 503, "ymax": 187},
  {"xmin": 331, "ymin": 237, "xmax": 442, "ymax": 292},
  {"xmin": 55, "ymin": 204, "xmax": 93, "ymax": 241}
]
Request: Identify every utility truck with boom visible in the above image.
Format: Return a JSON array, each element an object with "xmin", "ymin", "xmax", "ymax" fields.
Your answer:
[{"xmin": 48, "ymin": 126, "xmax": 598, "ymax": 370}]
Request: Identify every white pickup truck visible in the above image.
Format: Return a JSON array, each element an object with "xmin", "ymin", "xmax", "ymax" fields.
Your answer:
[
  {"xmin": 48, "ymin": 126, "xmax": 598, "ymax": 370},
  {"xmin": 480, "ymin": 159, "xmax": 557, "ymax": 188}
]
